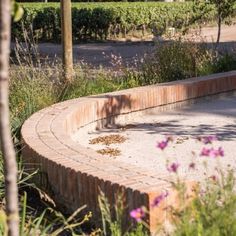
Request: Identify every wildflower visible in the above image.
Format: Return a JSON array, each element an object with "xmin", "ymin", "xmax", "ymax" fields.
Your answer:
[
  {"xmin": 167, "ymin": 162, "xmax": 180, "ymax": 173},
  {"xmin": 201, "ymin": 147, "xmax": 210, "ymax": 156},
  {"xmin": 198, "ymin": 135, "xmax": 218, "ymax": 144},
  {"xmin": 151, "ymin": 191, "xmax": 169, "ymax": 208},
  {"xmin": 200, "ymin": 147, "xmax": 224, "ymax": 158},
  {"xmin": 130, "ymin": 207, "xmax": 146, "ymax": 222},
  {"xmin": 217, "ymin": 147, "xmax": 224, "ymax": 157},
  {"xmin": 157, "ymin": 140, "xmax": 168, "ymax": 150},
  {"xmin": 156, "ymin": 136, "xmax": 173, "ymax": 150},
  {"xmin": 207, "ymin": 149, "xmax": 218, "ymax": 158}
]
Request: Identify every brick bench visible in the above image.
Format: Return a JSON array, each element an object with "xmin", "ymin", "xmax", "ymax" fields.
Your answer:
[{"xmin": 21, "ymin": 71, "xmax": 236, "ymax": 233}]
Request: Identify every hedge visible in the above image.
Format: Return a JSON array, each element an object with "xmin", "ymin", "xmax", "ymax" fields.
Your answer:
[{"xmin": 12, "ymin": 2, "xmax": 217, "ymax": 42}]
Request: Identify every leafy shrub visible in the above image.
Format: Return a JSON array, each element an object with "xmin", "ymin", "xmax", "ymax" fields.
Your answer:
[
  {"xmin": 212, "ymin": 53, "xmax": 236, "ymax": 73},
  {"xmin": 140, "ymin": 39, "xmax": 214, "ymax": 84},
  {"xmin": 11, "ymin": 2, "xmax": 219, "ymax": 42}
]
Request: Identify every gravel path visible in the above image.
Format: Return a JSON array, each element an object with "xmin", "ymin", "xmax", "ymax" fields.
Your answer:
[{"xmin": 75, "ymin": 93, "xmax": 236, "ymax": 182}]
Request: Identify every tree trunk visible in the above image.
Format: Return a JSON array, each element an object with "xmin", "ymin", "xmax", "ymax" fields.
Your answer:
[
  {"xmin": 61, "ymin": 0, "xmax": 74, "ymax": 83},
  {"xmin": 0, "ymin": 1, "xmax": 19, "ymax": 236},
  {"xmin": 216, "ymin": 12, "xmax": 222, "ymax": 47}
]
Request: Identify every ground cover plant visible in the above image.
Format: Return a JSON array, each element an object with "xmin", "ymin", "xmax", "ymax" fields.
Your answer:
[{"xmin": 11, "ymin": 2, "xmax": 222, "ymax": 42}]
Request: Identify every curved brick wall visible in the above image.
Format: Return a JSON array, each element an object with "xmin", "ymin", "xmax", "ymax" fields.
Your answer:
[{"xmin": 21, "ymin": 71, "xmax": 236, "ymax": 232}]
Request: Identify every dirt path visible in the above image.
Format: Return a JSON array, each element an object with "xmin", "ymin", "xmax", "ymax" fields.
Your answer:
[{"xmin": 13, "ymin": 24, "xmax": 236, "ymax": 68}]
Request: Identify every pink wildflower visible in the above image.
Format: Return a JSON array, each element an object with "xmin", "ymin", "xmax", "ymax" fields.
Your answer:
[
  {"xmin": 156, "ymin": 136, "xmax": 173, "ymax": 150},
  {"xmin": 157, "ymin": 140, "xmax": 168, "ymax": 150},
  {"xmin": 130, "ymin": 207, "xmax": 146, "ymax": 222},
  {"xmin": 217, "ymin": 147, "xmax": 224, "ymax": 157},
  {"xmin": 208, "ymin": 149, "xmax": 218, "ymax": 158},
  {"xmin": 201, "ymin": 147, "xmax": 210, "ymax": 156},
  {"xmin": 151, "ymin": 191, "xmax": 169, "ymax": 208},
  {"xmin": 197, "ymin": 135, "xmax": 218, "ymax": 144},
  {"xmin": 200, "ymin": 147, "xmax": 224, "ymax": 158},
  {"xmin": 167, "ymin": 162, "xmax": 180, "ymax": 173}
]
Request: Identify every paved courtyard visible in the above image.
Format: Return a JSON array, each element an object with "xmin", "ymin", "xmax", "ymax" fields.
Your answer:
[{"xmin": 75, "ymin": 93, "xmax": 236, "ymax": 182}]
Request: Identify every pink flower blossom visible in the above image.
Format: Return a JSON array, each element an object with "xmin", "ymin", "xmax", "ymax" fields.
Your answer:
[
  {"xmin": 200, "ymin": 147, "xmax": 224, "ymax": 158},
  {"xmin": 167, "ymin": 162, "xmax": 180, "ymax": 173},
  {"xmin": 198, "ymin": 135, "xmax": 218, "ymax": 144},
  {"xmin": 217, "ymin": 147, "xmax": 224, "ymax": 157},
  {"xmin": 156, "ymin": 140, "xmax": 168, "ymax": 150},
  {"xmin": 156, "ymin": 136, "xmax": 173, "ymax": 150},
  {"xmin": 151, "ymin": 191, "xmax": 169, "ymax": 208},
  {"xmin": 201, "ymin": 147, "xmax": 210, "ymax": 156},
  {"xmin": 130, "ymin": 207, "xmax": 146, "ymax": 222}
]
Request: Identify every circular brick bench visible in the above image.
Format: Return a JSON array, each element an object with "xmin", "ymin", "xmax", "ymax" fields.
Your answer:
[{"xmin": 21, "ymin": 71, "xmax": 236, "ymax": 232}]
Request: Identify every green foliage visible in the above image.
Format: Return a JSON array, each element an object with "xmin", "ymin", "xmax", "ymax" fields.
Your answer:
[
  {"xmin": 193, "ymin": 0, "xmax": 236, "ymax": 44},
  {"xmin": 190, "ymin": 0, "xmax": 216, "ymax": 26},
  {"xmin": 98, "ymin": 191, "xmax": 148, "ymax": 236},
  {"xmin": 205, "ymin": 0, "xmax": 236, "ymax": 21},
  {"xmin": 60, "ymin": 71, "xmax": 120, "ymax": 101},
  {"xmin": 60, "ymin": 67, "xmax": 140, "ymax": 101},
  {"xmin": 20, "ymin": 201, "xmax": 90, "ymax": 236},
  {"xmin": 9, "ymin": 32, "xmax": 60, "ymax": 140},
  {"xmin": 212, "ymin": 53, "xmax": 236, "ymax": 72},
  {"xmin": 0, "ymin": 190, "xmax": 91, "ymax": 235},
  {"xmin": 11, "ymin": 2, "xmax": 220, "ymax": 42},
  {"xmin": 11, "ymin": 1, "xmax": 24, "ymax": 22},
  {"xmin": 0, "ymin": 210, "xmax": 6, "ymax": 236},
  {"xmin": 173, "ymin": 170, "xmax": 236, "ymax": 236},
  {"xmin": 140, "ymin": 39, "xmax": 214, "ymax": 85},
  {"xmin": 9, "ymin": 67, "xmax": 58, "ymax": 140}
]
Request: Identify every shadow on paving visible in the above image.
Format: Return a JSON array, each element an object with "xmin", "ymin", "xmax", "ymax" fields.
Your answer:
[{"xmin": 94, "ymin": 93, "xmax": 236, "ymax": 141}]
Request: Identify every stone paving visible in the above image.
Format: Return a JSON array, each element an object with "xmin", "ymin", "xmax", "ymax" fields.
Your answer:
[{"xmin": 75, "ymin": 92, "xmax": 236, "ymax": 182}]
